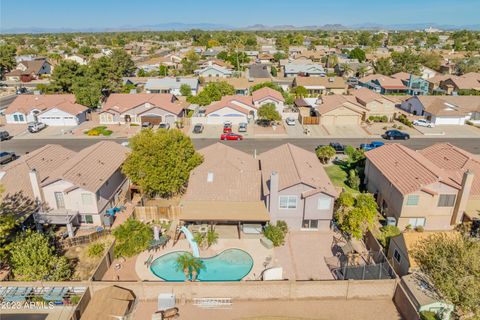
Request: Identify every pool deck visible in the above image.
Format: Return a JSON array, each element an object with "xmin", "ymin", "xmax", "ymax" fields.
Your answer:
[{"xmin": 135, "ymin": 238, "xmax": 274, "ymax": 281}]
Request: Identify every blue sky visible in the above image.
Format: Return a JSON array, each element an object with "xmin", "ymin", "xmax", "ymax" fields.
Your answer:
[{"xmin": 1, "ymin": 0, "xmax": 479, "ymax": 29}]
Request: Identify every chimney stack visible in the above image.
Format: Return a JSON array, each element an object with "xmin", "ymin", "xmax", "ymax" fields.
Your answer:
[
  {"xmin": 29, "ymin": 169, "xmax": 44, "ymax": 202},
  {"xmin": 451, "ymin": 170, "xmax": 474, "ymax": 225},
  {"xmin": 269, "ymin": 171, "xmax": 279, "ymax": 212}
]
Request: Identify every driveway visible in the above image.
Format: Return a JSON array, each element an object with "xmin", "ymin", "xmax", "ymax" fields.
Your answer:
[
  {"xmin": 0, "ymin": 123, "xmax": 27, "ymax": 137},
  {"xmin": 415, "ymin": 124, "xmax": 480, "ymax": 138},
  {"xmin": 15, "ymin": 125, "xmax": 77, "ymax": 139},
  {"xmin": 274, "ymin": 231, "xmax": 338, "ymax": 280},
  {"xmin": 323, "ymin": 124, "xmax": 370, "ymax": 138}
]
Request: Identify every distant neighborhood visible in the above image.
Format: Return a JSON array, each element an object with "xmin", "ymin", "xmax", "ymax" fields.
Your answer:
[{"xmin": 0, "ymin": 27, "xmax": 479, "ymax": 320}]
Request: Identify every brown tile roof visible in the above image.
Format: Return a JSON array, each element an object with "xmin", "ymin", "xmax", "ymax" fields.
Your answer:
[
  {"xmin": 294, "ymin": 76, "xmax": 347, "ymax": 89},
  {"xmin": 360, "ymin": 74, "xmax": 406, "ymax": 89},
  {"xmin": 420, "ymin": 143, "xmax": 480, "ymax": 197},
  {"xmin": 6, "ymin": 94, "xmax": 88, "ymax": 116},
  {"xmin": 184, "ymin": 143, "xmax": 261, "ymax": 202},
  {"xmin": 205, "ymin": 95, "xmax": 255, "ymax": 115},
  {"xmin": 41, "ymin": 141, "xmax": 128, "ymax": 193},
  {"xmin": 259, "ymin": 144, "xmax": 338, "ymax": 197},
  {"xmin": 413, "ymin": 96, "xmax": 480, "ymax": 116},
  {"xmin": 102, "ymin": 93, "xmax": 184, "ymax": 115},
  {"xmin": 252, "ymin": 87, "xmax": 284, "ymax": 103},
  {"xmin": 366, "ymin": 144, "xmax": 461, "ymax": 195},
  {"xmin": 391, "ymin": 72, "xmax": 411, "ymax": 82},
  {"xmin": 0, "ymin": 145, "xmax": 75, "ymax": 199},
  {"xmin": 446, "ymin": 72, "xmax": 480, "ymax": 90},
  {"xmin": 350, "ymin": 87, "xmax": 384, "ymax": 105},
  {"xmin": 316, "ymin": 94, "xmax": 366, "ymax": 115}
]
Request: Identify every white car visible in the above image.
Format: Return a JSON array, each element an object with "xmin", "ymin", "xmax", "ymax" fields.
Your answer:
[
  {"xmin": 27, "ymin": 122, "xmax": 47, "ymax": 133},
  {"xmin": 413, "ymin": 119, "xmax": 435, "ymax": 128},
  {"xmin": 285, "ymin": 117, "xmax": 296, "ymax": 126}
]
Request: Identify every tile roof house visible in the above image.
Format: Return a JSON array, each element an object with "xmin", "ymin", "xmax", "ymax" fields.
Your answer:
[
  {"xmin": 283, "ymin": 63, "xmax": 326, "ymax": 77},
  {"xmin": 400, "ymin": 95, "xmax": 480, "ymax": 125},
  {"xmin": 5, "ymin": 94, "xmax": 88, "ymax": 126},
  {"xmin": 5, "ymin": 58, "xmax": 52, "ymax": 81},
  {"xmin": 181, "ymin": 143, "xmax": 269, "ymax": 224},
  {"xmin": 251, "ymin": 87, "xmax": 285, "ymax": 114},
  {"xmin": 259, "ymin": 144, "xmax": 339, "ymax": 230},
  {"xmin": 144, "ymin": 77, "xmax": 199, "ymax": 96},
  {"xmin": 439, "ymin": 72, "xmax": 480, "ymax": 94},
  {"xmin": 99, "ymin": 93, "xmax": 187, "ymax": 126},
  {"xmin": 365, "ymin": 143, "xmax": 477, "ymax": 230},
  {"xmin": 0, "ymin": 141, "xmax": 129, "ymax": 232},
  {"xmin": 293, "ymin": 76, "xmax": 347, "ymax": 95},
  {"xmin": 314, "ymin": 94, "xmax": 368, "ymax": 126},
  {"xmin": 194, "ymin": 61, "xmax": 233, "ymax": 78},
  {"xmin": 359, "ymin": 74, "xmax": 407, "ymax": 94},
  {"xmin": 350, "ymin": 88, "xmax": 396, "ymax": 120}
]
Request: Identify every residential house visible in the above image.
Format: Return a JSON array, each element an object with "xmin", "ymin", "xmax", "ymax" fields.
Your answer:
[
  {"xmin": 180, "ymin": 143, "xmax": 269, "ymax": 233},
  {"xmin": 387, "ymin": 231, "xmax": 457, "ymax": 276},
  {"xmin": 315, "ymin": 95, "xmax": 368, "ymax": 126},
  {"xmin": 400, "ymin": 95, "xmax": 480, "ymax": 125},
  {"xmin": 439, "ymin": 72, "xmax": 480, "ymax": 94},
  {"xmin": 99, "ymin": 93, "xmax": 186, "ymax": 125},
  {"xmin": 248, "ymin": 64, "xmax": 271, "ymax": 79},
  {"xmin": 203, "ymin": 95, "xmax": 257, "ymax": 124},
  {"xmin": 5, "ymin": 94, "xmax": 88, "ymax": 126},
  {"xmin": 204, "ymin": 77, "xmax": 271, "ymax": 95},
  {"xmin": 364, "ymin": 143, "xmax": 478, "ymax": 231},
  {"xmin": 145, "ymin": 77, "xmax": 199, "ymax": 96},
  {"xmin": 194, "ymin": 62, "xmax": 233, "ymax": 78},
  {"xmin": 5, "ymin": 58, "xmax": 52, "ymax": 82},
  {"xmin": 359, "ymin": 74, "xmax": 407, "ymax": 94},
  {"xmin": 259, "ymin": 144, "xmax": 339, "ymax": 230},
  {"xmin": 64, "ymin": 54, "xmax": 88, "ymax": 65},
  {"xmin": 293, "ymin": 77, "xmax": 347, "ymax": 96},
  {"xmin": 252, "ymin": 87, "xmax": 285, "ymax": 115},
  {"xmin": 283, "ymin": 63, "xmax": 326, "ymax": 77},
  {"xmin": 244, "ymin": 51, "xmax": 259, "ymax": 58},
  {"xmin": 293, "ymin": 50, "xmax": 325, "ymax": 62},
  {"xmin": 426, "ymin": 74, "xmax": 451, "ymax": 94},
  {"xmin": 0, "ymin": 141, "xmax": 129, "ymax": 233},
  {"xmin": 334, "ymin": 62, "xmax": 373, "ymax": 78},
  {"xmin": 258, "ymin": 53, "xmax": 274, "ymax": 64},
  {"xmin": 350, "ymin": 88, "xmax": 397, "ymax": 121},
  {"xmin": 391, "ymin": 72, "xmax": 430, "ymax": 95}
]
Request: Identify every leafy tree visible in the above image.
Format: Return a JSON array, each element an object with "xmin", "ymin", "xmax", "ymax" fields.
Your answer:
[
  {"xmin": 159, "ymin": 65, "xmax": 169, "ymax": 76},
  {"xmin": 316, "ymin": 145, "xmax": 336, "ymax": 164},
  {"xmin": 187, "ymin": 81, "xmax": 235, "ymax": 106},
  {"xmin": 122, "ymin": 129, "xmax": 203, "ymax": 197},
  {"xmin": 0, "ymin": 44, "xmax": 17, "ymax": 75},
  {"xmin": 273, "ymin": 52, "xmax": 287, "ymax": 62},
  {"xmin": 391, "ymin": 49, "xmax": 421, "ymax": 75},
  {"xmin": 110, "ymin": 48, "xmax": 135, "ymax": 77},
  {"xmin": 349, "ymin": 47, "xmax": 366, "ymax": 62},
  {"xmin": 412, "ymin": 233, "xmax": 480, "ymax": 318},
  {"xmin": 290, "ymin": 86, "xmax": 308, "ymax": 98},
  {"xmin": 51, "ymin": 60, "xmax": 86, "ymax": 92},
  {"xmin": 263, "ymin": 221, "xmax": 288, "ymax": 247},
  {"xmin": 72, "ymin": 77, "xmax": 102, "ymax": 108},
  {"xmin": 216, "ymin": 51, "xmax": 249, "ymax": 71},
  {"xmin": 271, "ymin": 66, "xmax": 278, "ymax": 77},
  {"xmin": 179, "ymin": 84, "xmax": 192, "ymax": 97},
  {"xmin": 181, "ymin": 50, "xmax": 200, "ymax": 75},
  {"xmin": 10, "ymin": 231, "xmax": 71, "ymax": 281},
  {"xmin": 87, "ymin": 242, "xmax": 105, "ymax": 258},
  {"xmin": 206, "ymin": 229, "xmax": 219, "ymax": 248},
  {"xmin": 257, "ymin": 103, "xmax": 281, "ymax": 123},
  {"xmin": 112, "ymin": 218, "xmax": 152, "ymax": 258},
  {"xmin": 335, "ymin": 192, "xmax": 378, "ymax": 240},
  {"xmin": 374, "ymin": 57, "xmax": 393, "ymax": 75},
  {"xmin": 375, "ymin": 225, "xmax": 400, "ymax": 249},
  {"xmin": 347, "ymin": 169, "xmax": 360, "ymax": 190},
  {"xmin": 175, "ymin": 252, "xmax": 205, "ymax": 281}
]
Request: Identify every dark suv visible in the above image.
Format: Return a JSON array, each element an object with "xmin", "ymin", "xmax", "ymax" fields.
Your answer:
[
  {"xmin": 383, "ymin": 130, "xmax": 410, "ymax": 140},
  {"xmin": 316, "ymin": 142, "xmax": 346, "ymax": 154}
]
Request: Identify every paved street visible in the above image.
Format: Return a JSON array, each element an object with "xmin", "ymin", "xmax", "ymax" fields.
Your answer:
[{"xmin": 2, "ymin": 137, "xmax": 480, "ymax": 155}]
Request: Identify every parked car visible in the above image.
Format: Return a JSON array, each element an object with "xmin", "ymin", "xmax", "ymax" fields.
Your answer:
[
  {"xmin": 16, "ymin": 87, "xmax": 28, "ymax": 95},
  {"xmin": 142, "ymin": 122, "xmax": 153, "ymax": 128},
  {"xmin": 223, "ymin": 121, "xmax": 232, "ymax": 126},
  {"xmin": 285, "ymin": 117, "xmax": 296, "ymax": 126},
  {"xmin": 383, "ymin": 130, "xmax": 410, "ymax": 140},
  {"xmin": 316, "ymin": 142, "xmax": 345, "ymax": 154},
  {"xmin": 159, "ymin": 123, "xmax": 170, "ymax": 130},
  {"xmin": 193, "ymin": 123, "xmax": 204, "ymax": 134},
  {"xmin": 0, "ymin": 131, "xmax": 11, "ymax": 141},
  {"xmin": 220, "ymin": 133, "xmax": 243, "ymax": 141},
  {"xmin": 413, "ymin": 119, "xmax": 435, "ymax": 128},
  {"xmin": 238, "ymin": 123, "xmax": 248, "ymax": 132},
  {"xmin": 27, "ymin": 122, "xmax": 47, "ymax": 133},
  {"xmin": 360, "ymin": 141, "xmax": 385, "ymax": 151},
  {"xmin": 223, "ymin": 123, "xmax": 232, "ymax": 133},
  {"xmin": 0, "ymin": 151, "xmax": 16, "ymax": 165}
]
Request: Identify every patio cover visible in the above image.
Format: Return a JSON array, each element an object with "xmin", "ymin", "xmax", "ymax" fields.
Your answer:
[
  {"xmin": 180, "ymin": 201, "xmax": 270, "ymax": 222},
  {"xmin": 81, "ymin": 286, "xmax": 135, "ymax": 320}
]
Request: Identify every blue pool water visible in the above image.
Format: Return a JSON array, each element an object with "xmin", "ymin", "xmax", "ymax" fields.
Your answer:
[{"xmin": 150, "ymin": 248, "xmax": 254, "ymax": 281}]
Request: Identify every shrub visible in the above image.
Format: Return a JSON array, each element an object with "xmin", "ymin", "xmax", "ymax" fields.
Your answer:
[
  {"xmin": 392, "ymin": 124, "xmax": 397, "ymax": 129},
  {"xmin": 376, "ymin": 225, "xmax": 401, "ymax": 248},
  {"xmin": 87, "ymin": 242, "xmax": 105, "ymax": 258},
  {"xmin": 398, "ymin": 125, "xmax": 403, "ymax": 130},
  {"xmin": 69, "ymin": 295, "xmax": 81, "ymax": 305},
  {"xmin": 415, "ymin": 226, "xmax": 424, "ymax": 232},
  {"xmin": 263, "ymin": 221, "xmax": 288, "ymax": 247},
  {"xmin": 396, "ymin": 114, "xmax": 414, "ymax": 128},
  {"xmin": 113, "ymin": 218, "xmax": 153, "ymax": 258},
  {"xmin": 316, "ymin": 145, "xmax": 336, "ymax": 164},
  {"xmin": 85, "ymin": 126, "xmax": 113, "ymax": 136},
  {"xmin": 465, "ymin": 120, "xmax": 473, "ymax": 126},
  {"xmin": 368, "ymin": 115, "xmax": 388, "ymax": 123},
  {"xmin": 382, "ymin": 126, "xmax": 388, "ymax": 130},
  {"xmin": 130, "ymin": 123, "xmax": 140, "ymax": 127},
  {"xmin": 420, "ymin": 311, "xmax": 438, "ymax": 320},
  {"xmin": 347, "ymin": 169, "xmax": 360, "ymax": 190}
]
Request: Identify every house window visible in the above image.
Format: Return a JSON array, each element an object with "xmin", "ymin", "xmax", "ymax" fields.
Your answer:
[
  {"xmin": 438, "ymin": 194, "xmax": 456, "ymax": 207},
  {"xmin": 81, "ymin": 193, "xmax": 94, "ymax": 206},
  {"xmin": 317, "ymin": 197, "xmax": 332, "ymax": 210},
  {"xmin": 13, "ymin": 114, "xmax": 24, "ymax": 122},
  {"xmin": 302, "ymin": 219, "xmax": 319, "ymax": 229},
  {"xmin": 406, "ymin": 195, "xmax": 419, "ymax": 206},
  {"xmin": 81, "ymin": 215, "xmax": 94, "ymax": 224},
  {"xmin": 54, "ymin": 192, "xmax": 65, "ymax": 209},
  {"xmin": 279, "ymin": 196, "xmax": 297, "ymax": 209},
  {"xmin": 408, "ymin": 217, "xmax": 426, "ymax": 228},
  {"xmin": 393, "ymin": 249, "xmax": 401, "ymax": 263}
]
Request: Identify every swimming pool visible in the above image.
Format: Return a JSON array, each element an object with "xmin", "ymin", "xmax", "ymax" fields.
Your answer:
[{"xmin": 150, "ymin": 248, "xmax": 254, "ymax": 281}]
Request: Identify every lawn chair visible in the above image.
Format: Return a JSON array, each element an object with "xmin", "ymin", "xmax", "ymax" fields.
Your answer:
[
  {"xmin": 43, "ymin": 287, "xmax": 68, "ymax": 303},
  {"xmin": 3, "ymin": 287, "xmax": 32, "ymax": 302}
]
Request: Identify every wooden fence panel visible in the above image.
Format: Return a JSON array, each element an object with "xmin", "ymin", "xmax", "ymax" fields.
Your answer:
[{"xmin": 134, "ymin": 205, "xmax": 179, "ymax": 221}]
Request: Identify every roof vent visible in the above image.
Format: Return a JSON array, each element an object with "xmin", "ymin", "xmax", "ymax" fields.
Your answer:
[
  {"xmin": 329, "ymin": 77, "xmax": 335, "ymax": 82},
  {"xmin": 207, "ymin": 172, "xmax": 214, "ymax": 183}
]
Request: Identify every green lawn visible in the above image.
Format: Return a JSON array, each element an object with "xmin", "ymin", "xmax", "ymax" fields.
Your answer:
[{"xmin": 324, "ymin": 164, "xmax": 359, "ymax": 194}]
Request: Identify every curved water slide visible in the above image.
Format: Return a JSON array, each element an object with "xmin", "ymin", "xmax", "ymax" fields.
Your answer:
[{"xmin": 179, "ymin": 226, "xmax": 200, "ymax": 257}]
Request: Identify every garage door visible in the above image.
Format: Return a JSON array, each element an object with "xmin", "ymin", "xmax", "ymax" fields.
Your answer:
[
  {"xmin": 321, "ymin": 115, "xmax": 335, "ymax": 126},
  {"xmin": 164, "ymin": 115, "xmax": 175, "ymax": 124},
  {"xmin": 39, "ymin": 116, "xmax": 78, "ymax": 126},
  {"xmin": 321, "ymin": 115, "xmax": 359, "ymax": 126},
  {"xmin": 434, "ymin": 116, "xmax": 464, "ymax": 125},
  {"xmin": 207, "ymin": 114, "xmax": 247, "ymax": 125},
  {"xmin": 141, "ymin": 115, "xmax": 162, "ymax": 125}
]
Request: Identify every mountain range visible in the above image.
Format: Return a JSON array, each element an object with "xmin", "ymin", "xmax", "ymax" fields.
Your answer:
[{"xmin": 1, "ymin": 22, "xmax": 479, "ymax": 34}]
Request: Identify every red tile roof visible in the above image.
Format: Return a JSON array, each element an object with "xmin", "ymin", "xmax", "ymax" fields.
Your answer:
[
  {"xmin": 252, "ymin": 87, "xmax": 284, "ymax": 103},
  {"xmin": 102, "ymin": 93, "xmax": 184, "ymax": 115},
  {"xmin": 6, "ymin": 94, "xmax": 88, "ymax": 115}
]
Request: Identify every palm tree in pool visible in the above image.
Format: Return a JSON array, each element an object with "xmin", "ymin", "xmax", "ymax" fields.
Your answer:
[{"xmin": 175, "ymin": 253, "xmax": 204, "ymax": 281}]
